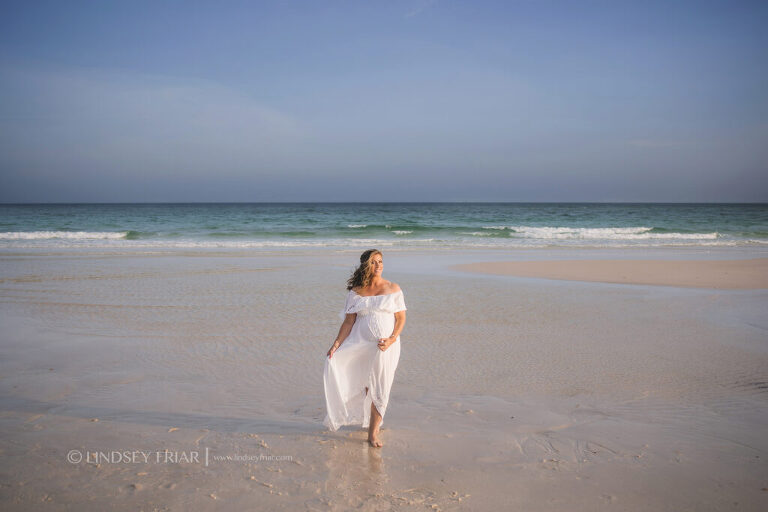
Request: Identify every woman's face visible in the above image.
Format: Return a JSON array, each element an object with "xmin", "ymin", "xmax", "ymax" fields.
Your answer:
[{"xmin": 369, "ymin": 253, "xmax": 383, "ymax": 276}]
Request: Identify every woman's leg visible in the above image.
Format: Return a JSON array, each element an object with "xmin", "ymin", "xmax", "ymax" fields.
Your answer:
[{"xmin": 368, "ymin": 399, "xmax": 383, "ymax": 447}]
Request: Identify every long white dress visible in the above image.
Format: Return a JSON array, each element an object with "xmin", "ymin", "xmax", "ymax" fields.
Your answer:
[{"xmin": 323, "ymin": 289, "xmax": 407, "ymax": 432}]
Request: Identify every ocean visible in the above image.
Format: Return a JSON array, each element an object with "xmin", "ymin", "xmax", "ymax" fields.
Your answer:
[{"xmin": 1, "ymin": 202, "xmax": 767, "ymax": 251}]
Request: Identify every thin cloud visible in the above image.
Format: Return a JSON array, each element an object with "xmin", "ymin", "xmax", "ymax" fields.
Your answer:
[
  {"xmin": 626, "ymin": 139, "xmax": 683, "ymax": 149},
  {"xmin": 0, "ymin": 65, "xmax": 305, "ymax": 178},
  {"xmin": 405, "ymin": 0, "xmax": 439, "ymax": 18}
]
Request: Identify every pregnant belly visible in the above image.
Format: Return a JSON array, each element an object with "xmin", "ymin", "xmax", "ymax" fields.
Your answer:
[{"xmin": 357, "ymin": 313, "xmax": 395, "ymax": 342}]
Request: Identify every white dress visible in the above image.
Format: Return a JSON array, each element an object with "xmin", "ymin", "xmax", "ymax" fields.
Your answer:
[{"xmin": 323, "ymin": 289, "xmax": 407, "ymax": 432}]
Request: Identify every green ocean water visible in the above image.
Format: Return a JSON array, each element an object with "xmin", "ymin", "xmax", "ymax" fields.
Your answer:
[{"xmin": 1, "ymin": 203, "xmax": 766, "ymax": 250}]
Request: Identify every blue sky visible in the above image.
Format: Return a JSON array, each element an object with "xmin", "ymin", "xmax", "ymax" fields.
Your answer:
[{"xmin": 1, "ymin": 0, "xmax": 766, "ymax": 202}]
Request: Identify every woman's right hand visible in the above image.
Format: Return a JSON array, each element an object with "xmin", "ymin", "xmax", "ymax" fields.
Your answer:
[{"xmin": 327, "ymin": 342, "xmax": 339, "ymax": 359}]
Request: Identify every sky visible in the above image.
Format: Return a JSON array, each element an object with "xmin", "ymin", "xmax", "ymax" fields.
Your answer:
[{"xmin": 0, "ymin": 0, "xmax": 766, "ymax": 203}]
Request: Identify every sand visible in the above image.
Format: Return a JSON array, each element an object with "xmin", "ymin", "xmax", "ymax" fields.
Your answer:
[
  {"xmin": 450, "ymin": 258, "xmax": 768, "ymax": 289},
  {"xmin": 1, "ymin": 248, "xmax": 767, "ymax": 511}
]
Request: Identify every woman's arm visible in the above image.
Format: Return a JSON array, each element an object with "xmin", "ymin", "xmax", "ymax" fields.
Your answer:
[
  {"xmin": 328, "ymin": 313, "xmax": 356, "ymax": 358},
  {"xmin": 379, "ymin": 311, "xmax": 406, "ymax": 350},
  {"xmin": 390, "ymin": 311, "xmax": 406, "ymax": 340}
]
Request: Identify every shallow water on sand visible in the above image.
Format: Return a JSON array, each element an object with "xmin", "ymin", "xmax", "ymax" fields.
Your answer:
[{"xmin": 1, "ymin": 248, "xmax": 767, "ymax": 510}]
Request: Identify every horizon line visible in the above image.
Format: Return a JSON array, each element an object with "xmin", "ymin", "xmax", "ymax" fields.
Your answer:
[{"xmin": 1, "ymin": 201, "xmax": 767, "ymax": 206}]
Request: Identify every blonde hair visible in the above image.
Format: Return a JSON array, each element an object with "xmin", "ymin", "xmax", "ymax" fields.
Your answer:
[{"xmin": 346, "ymin": 249, "xmax": 382, "ymax": 290}]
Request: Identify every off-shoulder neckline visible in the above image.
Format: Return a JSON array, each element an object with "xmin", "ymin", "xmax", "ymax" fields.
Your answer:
[{"xmin": 350, "ymin": 289, "xmax": 402, "ymax": 298}]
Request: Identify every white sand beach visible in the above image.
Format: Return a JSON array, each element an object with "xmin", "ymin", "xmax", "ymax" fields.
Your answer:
[{"xmin": 1, "ymin": 248, "xmax": 767, "ymax": 511}]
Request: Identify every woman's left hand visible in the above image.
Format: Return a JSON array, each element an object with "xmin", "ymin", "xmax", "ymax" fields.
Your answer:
[{"xmin": 377, "ymin": 336, "xmax": 395, "ymax": 351}]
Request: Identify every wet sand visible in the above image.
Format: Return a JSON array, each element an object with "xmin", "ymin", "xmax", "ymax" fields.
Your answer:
[
  {"xmin": 1, "ymin": 249, "xmax": 767, "ymax": 510},
  {"xmin": 451, "ymin": 258, "xmax": 768, "ymax": 289}
]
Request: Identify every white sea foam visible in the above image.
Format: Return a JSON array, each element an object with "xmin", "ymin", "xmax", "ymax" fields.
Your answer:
[
  {"xmin": 0, "ymin": 231, "xmax": 128, "ymax": 240},
  {"xmin": 0, "ymin": 238, "xmax": 404, "ymax": 249},
  {"xmin": 0, "ymin": 228, "xmax": 760, "ymax": 251},
  {"xmin": 503, "ymin": 226, "xmax": 719, "ymax": 240},
  {"xmin": 347, "ymin": 224, "xmax": 367, "ymax": 228}
]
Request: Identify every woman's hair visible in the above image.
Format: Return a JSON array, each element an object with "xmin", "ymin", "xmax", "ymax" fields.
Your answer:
[{"xmin": 346, "ymin": 249, "xmax": 383, "ymax": 290}]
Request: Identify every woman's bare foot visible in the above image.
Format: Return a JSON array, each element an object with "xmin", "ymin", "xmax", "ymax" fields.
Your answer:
[
  {"xmin": 368, "ymin": 430, "xmax": 383, "ymax": 447},
  {"xmin": 367, "ymin": 391, "xmax": 384, "ymax": 447}
]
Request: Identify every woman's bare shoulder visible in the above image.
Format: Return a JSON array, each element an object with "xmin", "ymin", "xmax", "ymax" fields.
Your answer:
[{"xmin": 351, "ymin": 282, "xmax": 401, "ymax": 294}]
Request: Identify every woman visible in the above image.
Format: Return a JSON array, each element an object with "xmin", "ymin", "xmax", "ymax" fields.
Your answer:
[{"xmin": 323, "ymin": 249, "xmax": 407, "ymax": 447}]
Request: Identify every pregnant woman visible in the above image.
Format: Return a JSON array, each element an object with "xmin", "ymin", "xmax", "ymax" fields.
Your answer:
[{"xmin": 323, "ymin": 249, "xmax": 407, "ymax": 447}]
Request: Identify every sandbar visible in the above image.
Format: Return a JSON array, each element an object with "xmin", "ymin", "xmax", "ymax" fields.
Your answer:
[{"xmin": 451, "ymin": 257, "xmax": 768, "ymax": 289}]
